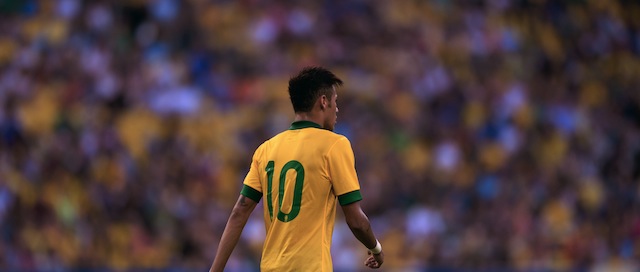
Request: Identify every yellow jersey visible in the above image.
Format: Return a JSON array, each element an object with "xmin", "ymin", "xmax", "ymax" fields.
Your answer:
[{"xmin": 241, "ymin": 120, "xmax": 362, "ymax": 272}]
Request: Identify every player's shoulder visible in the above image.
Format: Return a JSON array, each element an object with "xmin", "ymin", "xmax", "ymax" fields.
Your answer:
[
  {"xmin": 316, "ymin": 128, "xmax": 348, "ymax": 140},
  {"xmin": 316, "ymin": 130, "xmax": 352, "ymax": 151},
  {"xmin": 257, "ymin": 130, "xmax": 290, "ymax": 151},
  {"xmin": 264, "ymin": 127, "xmax": 350, "ymax": 148}
]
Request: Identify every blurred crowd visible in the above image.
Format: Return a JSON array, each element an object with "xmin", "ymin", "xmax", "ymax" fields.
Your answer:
[{"xmin": 0, "ymin": 0, "xmax": 639, "ymax": 271}]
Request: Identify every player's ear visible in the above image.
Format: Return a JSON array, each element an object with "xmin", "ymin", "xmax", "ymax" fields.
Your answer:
[{"xmin": 319, "ymin": 95, "xmax": 327, "ymax": 110}]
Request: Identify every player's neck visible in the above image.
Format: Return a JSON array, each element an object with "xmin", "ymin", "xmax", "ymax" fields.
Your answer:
[{"xmin": 293, "ymin": 112, "xmax": 324, "ymax": 128}]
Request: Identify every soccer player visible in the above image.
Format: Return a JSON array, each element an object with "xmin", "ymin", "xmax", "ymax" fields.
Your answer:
[{"xmin": 209, "ymin": 67, "xmax": 384, "ymax": 271}]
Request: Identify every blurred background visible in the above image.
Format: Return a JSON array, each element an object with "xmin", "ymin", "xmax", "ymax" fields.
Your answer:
[{"xmin": 0, "ymin": 0, "xmax": 639, "ymax": 271}]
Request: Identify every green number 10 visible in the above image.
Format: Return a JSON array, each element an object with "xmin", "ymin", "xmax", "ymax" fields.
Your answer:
[{"xmin": 265, "ymin": 160, "xmax": 304, "ymax": 222}]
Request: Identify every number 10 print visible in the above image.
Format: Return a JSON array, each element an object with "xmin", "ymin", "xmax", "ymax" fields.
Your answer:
[{"xmin": 265, "ymin": 160, "xmax": 305, "ymax": 222}]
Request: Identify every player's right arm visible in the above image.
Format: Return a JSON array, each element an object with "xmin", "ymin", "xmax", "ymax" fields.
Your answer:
[
  {"xmin": 210, "ymin": 144, "xmax": 265, "ymax": 272},
  {"xmin": 209, "ymin": 195, "xmax": 258, "ymax": 272},
  {"xmin": 341, "ymin": 201, "xmax": 384, "ymax": 269}
]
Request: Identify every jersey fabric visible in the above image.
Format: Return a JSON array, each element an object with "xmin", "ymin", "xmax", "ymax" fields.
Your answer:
[{"xmin": 240, "ymin": 120, "xmax": 362, "ymax": 272}]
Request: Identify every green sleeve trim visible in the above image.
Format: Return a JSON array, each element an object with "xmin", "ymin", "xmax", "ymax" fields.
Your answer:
[
  {"xmin": 338, "ymin": 190, "xmax": 362, "ymax": 206},
  {"xmin": 241, "ymin": 185, "xmax": 262, "ymax": 203}
]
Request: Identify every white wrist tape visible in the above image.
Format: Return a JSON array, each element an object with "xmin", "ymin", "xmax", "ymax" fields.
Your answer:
[{"xmin": 368, "ymin": 240, "xmax": 382, "ymax": 254}]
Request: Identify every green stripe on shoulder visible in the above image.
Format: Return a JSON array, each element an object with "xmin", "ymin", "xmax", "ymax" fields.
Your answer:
[
  {"xmin": 241, "ymin": 185, "xmax": 262, "ymax": 202},
  {"xmin": 338, "ymin": 190, "xmax": 362, "ymax": 206}
]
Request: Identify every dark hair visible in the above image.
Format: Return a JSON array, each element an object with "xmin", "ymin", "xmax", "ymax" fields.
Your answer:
[{"xmin": 288, "ymin": 67, "xmax": 343, "ymax": 113}]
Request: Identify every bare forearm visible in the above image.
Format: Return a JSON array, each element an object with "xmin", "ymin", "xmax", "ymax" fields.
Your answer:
[
  {"xmin": 346, "ymin": 208, "xmax": 384, "ymax": 269},
  {"xmin": 352, "ymin": 226, "xmax": 377, "ymax": 249},
  {"xmin": 210, "ymin": 215, "xmax": 247, "ymax": 272},
  {"xmin": 347, "ymin": 212, "xmax": 377, "ymax": 249},
  {"xmin": 210, "ymin": 195, "xmax": 257, "ymax": 272}
]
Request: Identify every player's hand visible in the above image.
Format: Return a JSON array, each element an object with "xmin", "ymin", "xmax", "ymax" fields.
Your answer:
[{"xmin": 364, "ymin": 250, "xmax": 384, "ymax": 269}]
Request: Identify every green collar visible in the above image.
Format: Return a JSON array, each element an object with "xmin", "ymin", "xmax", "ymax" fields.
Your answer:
[{"xmin": 289, "ymin": 121, "xmax": 322, "ymax": 130}]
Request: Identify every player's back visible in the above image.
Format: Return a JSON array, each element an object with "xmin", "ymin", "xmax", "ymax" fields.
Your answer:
[{"xmin": 246, "ymin": 121, "xmax": 360, "ymax": 272}]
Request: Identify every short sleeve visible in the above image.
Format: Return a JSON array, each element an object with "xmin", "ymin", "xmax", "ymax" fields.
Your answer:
[
  {"xmin": 241, "ymin": 144, "xmax": 264, "ymax": 202},
  {"xmin": 327, "ymin": 137, "xmax": 362, "ymax": 205}
]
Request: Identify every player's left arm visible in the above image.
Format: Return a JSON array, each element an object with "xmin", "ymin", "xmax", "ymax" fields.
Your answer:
[
  {"xmin": 209, "ymin": 195, "xmax": 258, "ymax": 272},
  {"xmin": 329, "ymin": 137, "xmax": 384, "ymax": 268}
]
